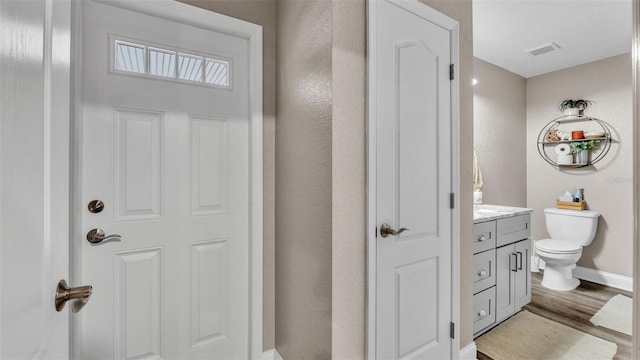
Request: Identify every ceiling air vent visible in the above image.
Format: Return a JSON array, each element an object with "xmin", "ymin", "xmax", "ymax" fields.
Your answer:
[{"xmin": 526, "ymin": 42, "xmax": 561, "ymax": 56}]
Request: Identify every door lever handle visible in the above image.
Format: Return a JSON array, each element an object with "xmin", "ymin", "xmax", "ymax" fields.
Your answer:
[
  {"xmin": 380, "ymin": 223, "xmax": 409, "ymax": 238},
  {"xmin": 87, "ymin": 228, "xmax": 122, "ymax": 244},
  {"xmin": 55, "ymin": 279, "xmax": 92, "ymax": 313}
]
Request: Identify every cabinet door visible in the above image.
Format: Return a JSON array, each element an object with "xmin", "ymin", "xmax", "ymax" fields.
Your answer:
[
  {"xmin": 495, "ymin": 244, "xmax": 516, "ymax": 323},
  {"xmin": 514, "ymin": 239, "xmax": 531, "ymax": 309}
]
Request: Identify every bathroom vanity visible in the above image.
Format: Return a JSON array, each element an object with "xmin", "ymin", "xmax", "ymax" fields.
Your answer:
[{"xmin": 473, "ymin": 205, "xmax": 533, "ymax": 338}]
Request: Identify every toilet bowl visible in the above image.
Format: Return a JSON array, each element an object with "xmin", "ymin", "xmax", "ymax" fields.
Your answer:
[
  {"xmin": 535, "ymin": 208, "xmax": 600, "ymax": 291},
  {"xmin": 535, "ymin": 239, "xmax": 582, "ymax": 290}
]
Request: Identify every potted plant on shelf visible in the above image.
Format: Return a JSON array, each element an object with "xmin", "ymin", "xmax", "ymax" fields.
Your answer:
[
  {"xmin": 570, "ymin": 139, "xmax": 600, "ymax": 165},
  {"xmin": 558, "ymin": 99, "xmax": 593, "ymax": 117}
]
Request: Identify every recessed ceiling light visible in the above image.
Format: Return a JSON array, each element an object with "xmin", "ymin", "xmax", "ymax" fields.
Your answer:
[{"xmin": 472, "ymin": 78, "xmax": 478, "ymax": 86}]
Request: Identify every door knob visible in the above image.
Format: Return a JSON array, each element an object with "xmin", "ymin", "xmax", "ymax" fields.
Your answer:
[
  {"xmin": 55, "ymin": 279, "xmax": 92, "ymax": 313},
  {"xmin": 87, "ymin": 228, "xmax": 122, "ymax": 244},
  {"xmin": 380, "ymin": 223, "xmax": 409, "ymax": 238}
]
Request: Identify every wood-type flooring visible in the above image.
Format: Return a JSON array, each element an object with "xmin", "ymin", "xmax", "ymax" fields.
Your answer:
[{"xmin": 477, "ymin": 272, "xmax": 632, "ymax": 360}]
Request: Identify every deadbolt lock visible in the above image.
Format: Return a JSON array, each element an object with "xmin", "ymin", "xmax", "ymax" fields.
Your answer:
[{"xmin": 88, "ymin": 200, "xmax": 105, "ymax": 214}]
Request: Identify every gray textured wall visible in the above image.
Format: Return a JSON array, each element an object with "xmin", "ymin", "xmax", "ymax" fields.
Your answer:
[
  {"xmin": 275, "ymin": 0, "xmax": 333, "ymax": 358},
  {"xmin": 526, "ymin": 54, "xmax": 633, "ymax": 277},
  {"xmin": 474, "ymin": 57, "xmax": 527, "ymax": 207}
]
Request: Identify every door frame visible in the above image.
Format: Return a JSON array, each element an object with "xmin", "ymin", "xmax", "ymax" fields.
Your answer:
[
  {"xmin": 70, "ymin": 1, "xmax": 263, "ymax": 357},
  {"xmin": 633, "ymin": 0, "xmax": 639, "ymax": 358},
  {"xmin": 366, "ymin": 0, "xmax": 461, "ymax": 357}
]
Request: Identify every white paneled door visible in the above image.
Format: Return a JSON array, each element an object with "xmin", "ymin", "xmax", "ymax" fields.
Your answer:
[
  {"xmin": 0, "ymin": 0, "xmax": 71, "ymax": 358},
  {"xmin": 369, "ymin": 0, "xmax": 459, "ymax": 358},
  {"xmin": 77, "ymin": 1, "xmax": 261, "ymax": 359}
]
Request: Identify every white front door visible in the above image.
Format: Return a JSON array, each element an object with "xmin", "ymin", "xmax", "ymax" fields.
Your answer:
[
  {"xmin": 368, "ymin": 0, "xmax": 459, "ymax": 358},
  {"xmin": 0, "ymin": 0, "xmax": 71, "ymax": 358},
  {"xmin": 75, "ymin": 1, "xmax": 261, "ymax": 358}
]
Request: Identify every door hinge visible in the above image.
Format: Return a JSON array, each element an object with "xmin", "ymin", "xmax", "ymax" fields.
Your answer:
[
  {"xmin": 449, "ymin": 64, "xmax": 454, "ymax": 80},
  {"xmin": 450, "ymin": 322, "xmax": 455, "ymax": 339},
  {"xmin": 450, "ymin": 193, "xmax": 455, "ymax": 209}
]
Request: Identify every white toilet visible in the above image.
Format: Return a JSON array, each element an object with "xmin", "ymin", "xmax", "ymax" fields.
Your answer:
[{"xmin": 535, "ymin": 208, "xmax": 600, "ymax": 291}]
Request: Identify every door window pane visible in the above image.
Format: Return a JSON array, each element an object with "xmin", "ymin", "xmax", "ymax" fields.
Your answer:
[
  {"xmin": 178, "ymin": 54, "xmax": 203, "ymax": 82},
  {"xmin": 205, "ymin": 59, "xmax": 230, "ymax": 87},
  {"xmin": 149, "ymin": 48, "xmax": 176, "ymax": 78},
  {"xmin": 115, "ymin": 42, "xmax": 145, "ymax": 74},
  {"xmin": 112, "ymin": 38, "xmax": 230, "ymax": 88}
]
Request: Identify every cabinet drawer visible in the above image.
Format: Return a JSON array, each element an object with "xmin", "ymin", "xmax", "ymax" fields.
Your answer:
[
  {"xmin": 473, "ymin": 286, "xmax": 496, "ymax": 335},
  {"xmin": 473, "ymin": 249, "xmax": 496, "ymax": 294},
  {"xmin": 473, "ymin": 221, "xmax": 496, "ymax": 254},
  {"xmin": 497, "ymin": 214, "xmax": 531, "ymax": 247}
]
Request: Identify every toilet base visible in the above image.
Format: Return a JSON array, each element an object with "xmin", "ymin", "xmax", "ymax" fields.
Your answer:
[{"xmin": 540, "ymin": 265, "xmax": 580, "ymax": 291}]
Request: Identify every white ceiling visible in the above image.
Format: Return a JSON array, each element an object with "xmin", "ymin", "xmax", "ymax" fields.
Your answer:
[{"xmin": 473, "ymin": 0, "xmax": 632, "ymax": 78}]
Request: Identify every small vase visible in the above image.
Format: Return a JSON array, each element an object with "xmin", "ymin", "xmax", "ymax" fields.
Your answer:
[
  {"xmin": 576, "ymin": 149, "xmax": 589, "ymax": 165},
  {"xmin": 564, "ymin": 108, "xmax": 580, "ymax": 117}
]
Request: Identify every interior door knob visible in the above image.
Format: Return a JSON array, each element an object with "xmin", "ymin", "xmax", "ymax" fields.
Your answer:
[
  {"xmin": 55, "ymin": 279, "xmax": 92, "ymax": 313},
  {"xmin": 86, "ymin": 228, "xmax": 122, "ymax": 244},
  {"xmin": 380, "ymin": 223, "xmax": 409, "ymax": 238}
]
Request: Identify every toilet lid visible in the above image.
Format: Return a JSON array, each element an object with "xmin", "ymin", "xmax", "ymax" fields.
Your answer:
[{"xmin": 535, "ymin": 239, "xmax": 581, "ymax": 254}]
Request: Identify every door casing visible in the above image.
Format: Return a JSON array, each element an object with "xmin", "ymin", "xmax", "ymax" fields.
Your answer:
[
  {"xmin": 70, "ymin": 1, "xmax": 263, "ymax": 357},
  {"xmin": 633, "ymin": 1, "xmax": 640, "ymax": 358},
  {"xmin": 366, "ymin": 0, "xmax": 461, "ymax": 357}
]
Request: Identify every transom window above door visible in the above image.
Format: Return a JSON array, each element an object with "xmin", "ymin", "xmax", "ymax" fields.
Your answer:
[{"xmin": 112, "ymin": 36, "xmax": 231, "ymax": 88}]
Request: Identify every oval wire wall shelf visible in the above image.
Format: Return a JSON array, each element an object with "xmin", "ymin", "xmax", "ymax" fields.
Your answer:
[{"xmin": 536, "ymin": 115, "xmax": 613, "ymax": 168}]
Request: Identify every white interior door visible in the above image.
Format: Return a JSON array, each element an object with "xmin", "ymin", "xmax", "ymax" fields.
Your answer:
[
  {"xmin": 75, "ymin": 1, "xmax": 260, "ymax": 358},
  {"xmin": 0, "ymin": 0, "xmax": 71, "ymax": 358},
  {"xmin": 369, "ymin": 0, "xmax": 459, "ymax": 358}
]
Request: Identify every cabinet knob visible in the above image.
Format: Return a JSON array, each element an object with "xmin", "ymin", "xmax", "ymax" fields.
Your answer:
[
  {"xmin": 478, "ymin": 235, "xmax": 487, "ymax": 242},
  {"xmin": 477, "ymin": 309, "xmax": 487, "ymax": 317},
  {"xmin": 478, "ymin": 269, "xmax": 487, "ymax": 277}
]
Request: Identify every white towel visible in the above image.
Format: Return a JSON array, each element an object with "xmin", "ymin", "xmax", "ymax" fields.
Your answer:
[{"xmin": 473, "ymin": 150, "xmax": 484, "ymax": 190}]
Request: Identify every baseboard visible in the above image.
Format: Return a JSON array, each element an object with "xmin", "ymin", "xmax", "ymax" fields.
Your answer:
[
  {"xmin": 274, "ymin": 349, "xmax": 283, "ymax": 360},
  {"xmin": 268, "ymin": 344, "xmax": 478, "ymax": 360},
  {"xmin": 573, "ymin": 266, "xmax": 633, "ymax": 292},
  {"xmin": 263, "ymin": 349, "xmax": 274, "ymax": 360},
  {"xmin": 459, "ymin": 341, "xmax": 477, "ymax": 360},
  {"xmin": 263, "ymin": 349, "xmax": 283, "ymax": 360}
]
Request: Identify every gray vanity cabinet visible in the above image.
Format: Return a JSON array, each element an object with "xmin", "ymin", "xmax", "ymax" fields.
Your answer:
[
  {"xmin": 514, "ymin": 239, "xmax": 532, "ymax": 310},
  {"xmin": 495, "ymin": 238, "xmax": 531, "ymax": 323},
  {"xmin": 473, "ymin": 213, "xmax": 531, "ymax": 338}
]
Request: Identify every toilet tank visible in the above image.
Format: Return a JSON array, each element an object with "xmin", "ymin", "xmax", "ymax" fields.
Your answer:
[{"xmin": 544, "ymin": 208, "xmax": 600, "ymax": 246}]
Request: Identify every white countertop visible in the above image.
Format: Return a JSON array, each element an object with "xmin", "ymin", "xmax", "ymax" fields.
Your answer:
[{"xmin": 473, "ymin": 204, "xmax": 533, "ymax": 223}]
